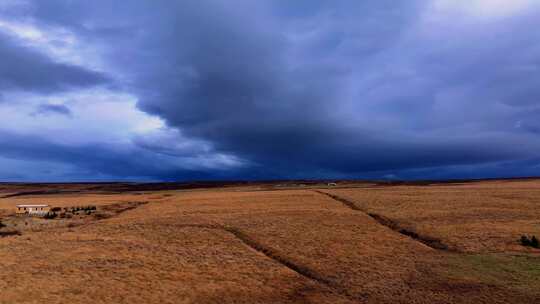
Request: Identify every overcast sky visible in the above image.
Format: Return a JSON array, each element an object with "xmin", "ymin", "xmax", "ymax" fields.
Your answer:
[{"xmin": 1, "ymin": 0, "xmax": 540, "ymax": 181}]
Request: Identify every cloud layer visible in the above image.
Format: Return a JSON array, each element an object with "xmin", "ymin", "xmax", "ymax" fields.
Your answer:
[{"xmin": 1, "ymin": 0, "xmax": 540, "ymax": 181}]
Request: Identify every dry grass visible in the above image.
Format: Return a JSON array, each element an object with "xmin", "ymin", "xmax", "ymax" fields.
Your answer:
[
  {"xmin": 324, "ymin": 180, "xmax": 540, "ymax": 253},
  {"xmin": 0, "ymin": 180, "xmax": 539, "ymax": 303}
]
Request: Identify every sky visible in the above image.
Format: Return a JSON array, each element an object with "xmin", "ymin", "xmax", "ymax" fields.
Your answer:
[{"xmin": 1, "ymin": 0, "xmax": 540, "ymax": 182}]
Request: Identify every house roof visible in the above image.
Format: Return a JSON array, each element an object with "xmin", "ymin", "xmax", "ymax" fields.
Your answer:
[{"xmin": 16, "ymin": 204, "xmax": 49, "ymax": 208}]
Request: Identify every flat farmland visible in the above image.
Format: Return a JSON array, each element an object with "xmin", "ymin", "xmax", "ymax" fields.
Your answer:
[
  {"xmin": 0, "ymin": 181, "xmax": 539, "ymax": 303},
  {"xmin": 323, "ymin": 180, "xmax": 540, "ymax": 253}
]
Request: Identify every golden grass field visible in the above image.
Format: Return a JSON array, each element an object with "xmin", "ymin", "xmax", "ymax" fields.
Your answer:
[{"xmin": 0, "ymin": 180, "xmax": 539, "ymax": 303}]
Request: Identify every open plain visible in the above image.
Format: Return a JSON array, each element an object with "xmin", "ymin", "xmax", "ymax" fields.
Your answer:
[{"xmin": 0, "ymin": 180, "xmax": 539, "ymax": 303}]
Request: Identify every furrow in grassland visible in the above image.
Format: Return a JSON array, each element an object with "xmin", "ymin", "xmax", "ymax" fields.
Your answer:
[
  {"xmin": 173, "ymin": 224, "xmax": 363, "ymax": 301},
  {"xmin": 314, "ymin": 190, "xmax": 453, "ymax": 252}
]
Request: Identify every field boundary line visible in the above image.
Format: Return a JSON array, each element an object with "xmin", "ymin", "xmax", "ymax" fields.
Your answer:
[
  {"xmin": 172, "ymin": 223, "xmax": 365, "ymax": 302},
  {"xmin": 313, "ymin": 190, "xmax": 454, "ymax": 252}
]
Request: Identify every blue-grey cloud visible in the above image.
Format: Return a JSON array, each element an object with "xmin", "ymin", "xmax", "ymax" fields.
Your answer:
[
  {"xmin": 1, "ymin": 1, "xmax": 540, "ymax": 181},
  {"xmin": 0, "ymin": 32, "xmax": 109, "ymax": 93},
  {"xmin": 0, "ymin": 130, "xmax": 245, "ymax": 182}
]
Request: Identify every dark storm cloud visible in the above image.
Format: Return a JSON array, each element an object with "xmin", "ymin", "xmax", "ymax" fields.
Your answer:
[
  {"xmin": 0, "ymin": 130, "xmax": 241, "ymax": 181},
  {"xmin": 0, "ymin": 32, "xmax": 108, "ymax": 93},
  {"xmin": 112, "ymin": 1, "xmax": 540, "ymax": 178},
  {"xmin": 113, "ymin": 0, "xmax": 444, "ymax": 177},
  {"xmin": 2, "ymin": 1, "xmax": 540, "ymax": 180}
]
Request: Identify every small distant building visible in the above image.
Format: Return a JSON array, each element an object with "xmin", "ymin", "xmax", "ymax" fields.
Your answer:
[
  {"xmin": 327, "ymin": 182, "xmax": 337, "ymax": 187},
  {"xmin": 16, "ymin": 204, "xmax": 51, "ymax": 216}
]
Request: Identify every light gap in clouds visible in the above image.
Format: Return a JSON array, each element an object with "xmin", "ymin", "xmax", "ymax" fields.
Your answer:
[
  {"xmin": 0, "ymin": 18, "xmax": 106, "ymax": 73},
  {"xmin": 0, "ymin": 89, "xmax": 165, "ymax": 145},
  {"xmin": 432, "ymin": 0, "xmax": 538, "ymax": 20}
]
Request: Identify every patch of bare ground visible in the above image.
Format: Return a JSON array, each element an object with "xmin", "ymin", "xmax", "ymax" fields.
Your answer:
[
  {"xmin": 0, "ymin": 230, "xmax": 21, "ymax": 237},
  {"xmin": 0, "ymin": 201, "xmax": 149, "ymax": 238}
]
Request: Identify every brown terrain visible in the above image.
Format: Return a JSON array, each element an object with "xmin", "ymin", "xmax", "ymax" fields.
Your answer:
[{"xmin": 0, "ymin": 179, "xmax": 539, "ymax": 303}]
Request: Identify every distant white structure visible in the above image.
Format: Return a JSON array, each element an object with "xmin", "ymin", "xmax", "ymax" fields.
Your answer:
[
  {"xmin": 327, "ymin": 182, "xmax": 337, "ymax": 187},
  {"xmin": 16, "ymin": 204, "xmax": 50, "ymax": 216}
]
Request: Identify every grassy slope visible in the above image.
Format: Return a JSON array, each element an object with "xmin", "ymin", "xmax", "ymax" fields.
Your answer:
[{"xmin": 441, "ymin": 254, "xmax": 540, "ymax": 298}]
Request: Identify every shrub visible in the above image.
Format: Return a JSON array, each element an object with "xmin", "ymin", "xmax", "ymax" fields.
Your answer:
[
  {"xmin": 44, "ymin": 212, "xmax": 57, "ymax": 219},
  {"xmin": 51, "ymin": 207, "xmax": 61, "ymax": 212},
  {"xmin": 520, "ymin": 235, "xmax": 539, "ymax": 248},
  {"xmin": 531, "ymin": 236, "xmax": 539, "ymax": 249},
  {"xmin": 520, "ymin": 235, "xmax": 531, "ymax": 246}
]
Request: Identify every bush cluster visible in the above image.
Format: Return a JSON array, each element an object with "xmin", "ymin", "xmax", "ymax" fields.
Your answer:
[
  {"xmin": 43, "ymin": 205, "xmax": 97, "ymax": 220},
  {"xmin": 65, "ymin": 205, "xmax": 97, "ymax": 212},
  {"xmin": 43, "ymin": 212, "xmax": 58, "ymax": 219},
  {"xmin": 520, "ymin": 235, "xmax": 539, "ymax": 248}
]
